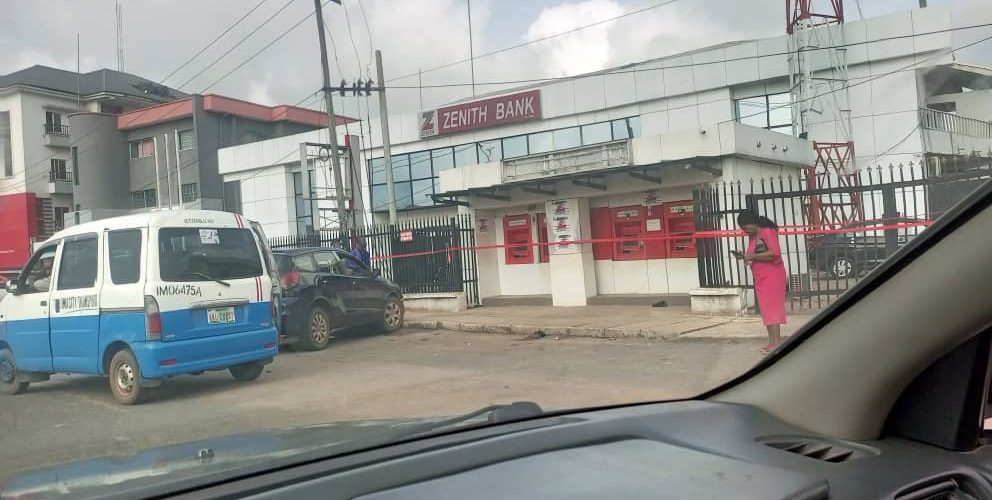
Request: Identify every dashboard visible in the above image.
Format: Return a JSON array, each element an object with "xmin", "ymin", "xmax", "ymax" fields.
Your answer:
[{"xmin": 186, "ymin": 401, "xmax": 992, "ymax": 499}]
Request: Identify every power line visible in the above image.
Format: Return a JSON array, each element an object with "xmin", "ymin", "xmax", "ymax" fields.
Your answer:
[
  {"xmin": 160, "ymin": 0, "xmax": 271, "ymax": 84},
  {"xmin": 177, "ymin": 0, "xmax": 297, "ymax": 90},
  {"xmin": 201, "ymin": 0, "xmax": 338, "ymax": 93},
  {"xmin": 386, "ymin": 0, "xmax": 687, "ymax": 83},
  {"xmin": 377, "ymin": 22, "xmax": 992, "ymax": 90}
]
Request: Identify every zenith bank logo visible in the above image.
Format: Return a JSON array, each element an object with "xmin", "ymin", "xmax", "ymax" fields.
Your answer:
[{"xmin": 420, "ymin": 110, "xmax": 438, "ymax": 138}]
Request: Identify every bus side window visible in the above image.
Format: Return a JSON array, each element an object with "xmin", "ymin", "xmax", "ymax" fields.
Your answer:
[{"xmin": 108, "ymin": 230, "xmax": 142, "ymax": 285}]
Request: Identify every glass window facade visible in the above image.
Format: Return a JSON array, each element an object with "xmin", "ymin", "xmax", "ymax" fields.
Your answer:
[
  {"xmin": 368, "ymin": 116, "xmax": 641, "ymax": 212},
  {"xmin": 734, "ymin": 92, "xmax": 793, "ymax": 134}
]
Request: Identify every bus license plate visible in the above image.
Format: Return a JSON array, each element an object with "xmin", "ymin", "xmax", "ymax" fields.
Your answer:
[{"xmin": 207, "ymin": 307, "xmax": 235, "ymax": 325}]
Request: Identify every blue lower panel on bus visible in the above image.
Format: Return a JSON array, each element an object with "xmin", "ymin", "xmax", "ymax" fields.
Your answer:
[
  {"xmin": 131, "ymin": 326, "xmax": 278, "ymax": 379},
  {"xmin": 1, "ymin": 317, "xmax": 54, "ymax": 373}
]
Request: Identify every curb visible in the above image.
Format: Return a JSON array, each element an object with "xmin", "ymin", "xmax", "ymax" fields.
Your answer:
[{"xmin": 405, "ymin": 319, "xmax": 764, "ymax": 341}]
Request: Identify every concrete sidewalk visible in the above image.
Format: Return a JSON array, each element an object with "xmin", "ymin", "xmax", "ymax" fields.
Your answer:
[{"xmin": 406, "ymin": 305, "xmax": 816, "ymax": 341}]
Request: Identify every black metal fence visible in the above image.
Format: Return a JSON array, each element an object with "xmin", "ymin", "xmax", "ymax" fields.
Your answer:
[
  {"xmin": 268, "ymin": 214, "xmax": 480, "ymax": 307},
  {"xmin": 694, "ymin": 162, "xmax": 991, "ymax": 310}
]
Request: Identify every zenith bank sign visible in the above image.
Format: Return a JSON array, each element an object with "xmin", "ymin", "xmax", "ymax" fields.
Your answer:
[{"xmin": 420, "ymin": 90, "xmax": 541, "ymax": 138}]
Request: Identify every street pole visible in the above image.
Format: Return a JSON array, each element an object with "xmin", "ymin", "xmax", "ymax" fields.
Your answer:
[
  {"xmin": 152, "ymin": 137, "xmax": 162, "ymax": 209},
  {"xmin": 163, "ymin": 133, "xmax": 173, "ymax": 208},
  {"xmin": 375, "ymin": 49, "xmax": 397, "ymax": 225},
  {"xmin": 313, "ymin": 0, "xmax": 349, "ymax": 237},
  {"xmin": 467, "ymin": 0, "xmax": 476, "ymax": 98},
  {"xmin": 173, "ymin": 129, "xmax": 183, "ymax": 209}
]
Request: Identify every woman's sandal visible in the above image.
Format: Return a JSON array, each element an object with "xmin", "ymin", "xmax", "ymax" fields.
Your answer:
[{"xmin": 759, "ymin": 344, "xmax": 774, "ymax": 355}]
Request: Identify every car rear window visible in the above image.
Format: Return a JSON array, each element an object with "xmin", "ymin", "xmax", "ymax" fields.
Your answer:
[{"xmin": 158, "ymin": 228, "xmax": 263, "ymax": 282}]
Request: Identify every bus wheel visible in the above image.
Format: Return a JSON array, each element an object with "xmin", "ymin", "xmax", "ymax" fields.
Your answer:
[
  {"xmin": 109, "ymin": 350, "xmax": 145, "ymax": 405},
  {"xmin": 0, "ymin": 348, "xmax": 29, "ymax": 395},
  {"xmin": 229, "ymin": 362, "xmax": 264, "ymax": 381}
]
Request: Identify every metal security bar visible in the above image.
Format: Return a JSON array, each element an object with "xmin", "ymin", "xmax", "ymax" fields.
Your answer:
[
  {"xmin": 268, "ymin": 214, "xmax": 480, "ymax": 306},
  {"xmin": 919, "ymin": 107, "xmax": 992, "ymax": 139},
  {"xmin": 694, "ymin": 162, "xmax": 991, "ymax": 310}
]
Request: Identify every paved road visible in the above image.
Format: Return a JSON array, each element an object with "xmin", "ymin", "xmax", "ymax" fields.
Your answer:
[{"xmin": 0, "ymin": 328, "xmax": 764, "ymax": 477}]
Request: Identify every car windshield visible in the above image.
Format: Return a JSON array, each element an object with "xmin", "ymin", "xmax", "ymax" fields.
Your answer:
[
  {"xmin": 1, "ymin": 0, "xmax": 991, "ymax": 496},
  {"xmin": 158, "ymin": 228, "xmax": 263, "ymax": 281}
]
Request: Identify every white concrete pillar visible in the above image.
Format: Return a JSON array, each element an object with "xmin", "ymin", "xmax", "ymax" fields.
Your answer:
[{"xmin": 545, "ymin": 198, "xmax": 597, "ymax": 306}]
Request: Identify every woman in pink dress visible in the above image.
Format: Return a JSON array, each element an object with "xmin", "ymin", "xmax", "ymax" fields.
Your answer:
[{"xmin": 734, "ymin": 211, "xmax": 787, "ymax": 354}]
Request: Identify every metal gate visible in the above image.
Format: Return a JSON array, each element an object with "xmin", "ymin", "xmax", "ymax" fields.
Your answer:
[
  {"xmin": 694, "ymin": 162, "xmax": 991, "ymax": 310},
  {"xmin": 269, "ymin": 214, "xmax": 480, "ymax": 307}
]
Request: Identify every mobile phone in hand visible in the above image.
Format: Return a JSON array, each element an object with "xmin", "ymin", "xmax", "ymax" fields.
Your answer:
[{"xmin": 730, "ymin": 250, "xmax": 743, "ymax": 259}]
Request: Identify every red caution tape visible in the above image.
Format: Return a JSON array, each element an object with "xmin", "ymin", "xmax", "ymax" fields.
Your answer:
[{"xmin": 370, "ymin": 220, "xmax": 933, "ymax": 262}]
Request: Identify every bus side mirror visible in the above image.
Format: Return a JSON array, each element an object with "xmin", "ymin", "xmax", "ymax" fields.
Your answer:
[{"xmin": 372, "ymin": 268, "xmax": 382, "ymax": 278}]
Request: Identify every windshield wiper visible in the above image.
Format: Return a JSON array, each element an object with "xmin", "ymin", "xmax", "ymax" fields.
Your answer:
[
  {"xmin": 391, "ymin": 401, "xmax": 544, "ymax": 440},
  {"xmin": 189, "ymin": 272, "xmax": 231, "ymax": 287}
]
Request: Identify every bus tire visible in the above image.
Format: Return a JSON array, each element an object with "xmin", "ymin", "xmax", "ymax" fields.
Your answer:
[
  {"xmin": 0, "ymin": 348, "xmax": 29, "ymax": 395},
  {"xmin": 108, "ymin": 349, "xmax": 145, "ymax": 405},
  {"xmin": 230, "ymin": 362, "xmax": 264, "ymax": 381}
]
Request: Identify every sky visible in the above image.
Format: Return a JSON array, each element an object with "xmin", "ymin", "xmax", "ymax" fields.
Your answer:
[{"xmin": 1, "ymin": 0, "xmax": 990, "ymax": 122}]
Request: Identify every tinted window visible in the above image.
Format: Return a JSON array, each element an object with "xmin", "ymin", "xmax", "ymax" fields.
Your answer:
[
  {"xmin": 454, "ymin": 143, "xmax": 478, "ymax": 167},
  {"xmin": 431, "ymin": 148, "xmax": 454, "ymax": 173},
  {"xmin": 391, "ymin": 154, "xmax": 410, "ymax": 182},
  {"xmin": 158, "ymin": 228, "xmax": 262, "ymax": 282},
  {"xmin": 412, "ymin": 178, "xmax": 435, "ymax": 207},
  {"xmin": 276, "ymin": 254, "xmax": 293, "ymax": 274},
  {"xmin": 502, "ymin": 135, "xmax": 528, "ymax": 158},
  {"xmin": 477, "ymin": 140, "xmax": 502, "ymax": 163},
  {"xmin": 58, "ymin": 238, "xmax": 98, "ymax": 290},
  {"xmin": 410, "ymin": 151, "xmax": 432, "ymax": 179},
  {"xmin": 370, "ymin": 157, "xmax": 386, "ymax": 184},
  {"xmin": 581, "ymin": 122, "xmax": 612, "ymax": 144},
  {"xmin": 293, "ymin": 254, "xmax": 318, "ymax": 272},
  {"xmin": 108, "ymin": 230, "xmax": 141, "ymax": 285},
  {"xmin": 529, "ymin": 131, "xmax": 553, "ymax": 154},
  {"xmin": 334, "ymin": 253, "xmax": 371, "ymax": 277},
  {"xmin": 554, "ymin": 127, "xmax": 581, "ymax": 150},
  {"xmin": 314, "ymin": 251, "xmax": 339, "ymax": 273}
]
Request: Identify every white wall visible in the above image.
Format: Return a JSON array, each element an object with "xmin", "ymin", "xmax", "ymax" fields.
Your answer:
[
  {"xmin": 227, "ymin": 164, "xmax": 295, "ymax": 237},
  {"xmin": 0, "ymin": 93, "xmax": 25, "ymax": 192},
  {"xmin": 11, "ymin": 92, "xmax": 79, "ymax": 198}
]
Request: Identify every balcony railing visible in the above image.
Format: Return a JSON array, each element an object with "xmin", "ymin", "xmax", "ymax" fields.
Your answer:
[
  {"xmin": 503, "ymin": 140, "xmax": 631, "ymax": 183},
  {"xmin": 919, "ymin": 107, "xmax": 992, "ymax": 139},
  {"xmin": 44, "ymin": 122, "xmax": 69, "ymax": 135},
  {"xmin": 49, "ymin": 169, "xmax": 73, "ymax": 183}
]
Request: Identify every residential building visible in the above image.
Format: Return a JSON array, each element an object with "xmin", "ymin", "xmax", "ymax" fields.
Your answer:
[
  {"xmin": 68, "ymin": 94, "xmax": 356, "ymax": 228},
  {"xmin": 220, "ymin": 6, "xmax": 992, "ymax": 307},
  {"xmin": 0, "ymin": 65, "xmax": 185, "ymax": 273}
]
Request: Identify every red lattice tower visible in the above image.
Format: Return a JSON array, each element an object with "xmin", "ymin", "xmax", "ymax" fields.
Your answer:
[
  {"xmin": 787, "ymin": 0, "xmax": 863, "ymax": 229},
  {"xmin": 804, "ymin": 142, "xmax": 864, "ymax": 230}
]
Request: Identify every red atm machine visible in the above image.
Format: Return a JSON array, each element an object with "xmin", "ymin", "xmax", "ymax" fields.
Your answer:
[
  {"xmin": 663, "ymin": 201, "xmax": 697, "ymax": 258},
  {"xmin": 503, "ymin": 214, "xmax": 534, "ymax": 265},
  {"xmin": 611, "ymin": 206, "xmax": 646, "ymax": 261}
]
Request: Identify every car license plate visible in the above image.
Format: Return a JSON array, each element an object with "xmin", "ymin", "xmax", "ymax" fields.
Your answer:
[{"xmin": 207, "ymin": 307, "xmax": 235, "ymax": 325}]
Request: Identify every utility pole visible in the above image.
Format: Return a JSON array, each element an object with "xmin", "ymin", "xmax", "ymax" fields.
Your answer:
[
  {"xmin": 467, "ymin": 0, "xmax": 476, "ymax": 98},
  {"xmin": 375, "ymin": 50, "xmax": 397, "ymax": 224},
  {"xmin": 313, "ymin": 0, "xmax": 349, "ymax": 236}
]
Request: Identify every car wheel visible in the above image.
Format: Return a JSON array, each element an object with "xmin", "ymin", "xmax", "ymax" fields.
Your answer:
[
  {"xmin": 0, "ymin": 348, "xmax": 29, "ymax": 395},
  {"xmin": 828, "ymin": 254, "xmax": 857, "ymax": 279},
  {"xmin": 301, "ymin": 306, "xmax": 333, "ymax": 351},
  {"xmin": 108, "ymin": 349, "xmax": 146, "ymax": 405},
  {"xmin": 381, "ymin": 295, "xmax": 405, "ymax": 333},
  {"xmin": 230, "ymin": 362, "xmax": 264, "ymax": 381}
]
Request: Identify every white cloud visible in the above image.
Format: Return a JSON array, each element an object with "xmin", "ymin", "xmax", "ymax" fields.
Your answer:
[
  {"xmin": 247, "ymin": 77, "xmax": 275, "ymax": 106},
  {"xmin": 526, "ymin": 0, "xmax": 625, "ymax": 76}
]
